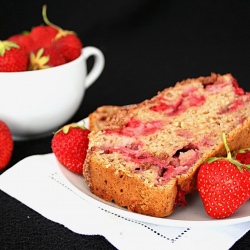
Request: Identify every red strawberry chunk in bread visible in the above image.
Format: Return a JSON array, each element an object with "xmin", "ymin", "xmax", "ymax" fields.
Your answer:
[
  {"xmin": 232, "ymin": 78, "xmax": 245, "ymax": 95},
  {"xmin": 179, "ymin": 148, "xmax": 199, "ymax": 167},
  {"xmin": 219, "ymin": 96, "xmax": 250, "ymax": 114},
  {"xmin": 105, "ymin": 146, "xmax": 169, "ymax": 168},
  {"xmin": 224, "ymin": 100, "xmax": 245, "ymax": 112},
  {"xmin": 182, "ymin": 85, "xmax": 206, "ymax": 107},
  {"xmin": 151, "ymin": 86, "xmax": 206, "ymax": 115},
  {"xmin": 205, "ymin": 75, "xmax": 244, "ymax": 95},
  {"xmin": 105, "ymin": 118, "xmax": 163, "ymax": 136},
  {"xmin": 103, "ymin": 119, "xmax": 201, "ymax": 184}
]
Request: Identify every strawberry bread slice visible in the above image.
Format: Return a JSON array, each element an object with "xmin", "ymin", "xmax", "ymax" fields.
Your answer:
[{"xmin": 83, "ymin": 73, "xmax": 250, "ymax": 217}]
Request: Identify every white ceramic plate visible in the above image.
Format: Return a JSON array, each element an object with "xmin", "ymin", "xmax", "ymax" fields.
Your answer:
[{"xmin": 54, "ymin": 130, "xmax": 250, "ymax": 228}]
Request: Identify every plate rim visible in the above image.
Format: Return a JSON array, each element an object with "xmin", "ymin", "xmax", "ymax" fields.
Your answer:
[{"xmin": 52, "ymin": 153, "xmax": 250, "ymax": 227}]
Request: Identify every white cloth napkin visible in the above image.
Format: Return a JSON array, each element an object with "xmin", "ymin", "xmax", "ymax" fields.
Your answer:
[{"xmin": 0, "ymin": 154, "xmax": 249, "ymax": 250}]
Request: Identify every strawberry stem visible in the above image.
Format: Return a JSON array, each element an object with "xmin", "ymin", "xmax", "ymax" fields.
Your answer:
[
  {"xmin": 222, "ymin": 132, "xmax": 232, "ymax": 160},
  {"xmin": 42, "ymin": 5, "xmax": 61, "ymax": 31},
  {"xmin": 205, "ymin": 132, "xmax": 250, "ymax": 172},
  {"xmin": 42, "ymin": 5, "xmax": 75, "ymax": 40},
  {"xmin": 222, "ymin": 132, "xmax": 250, "ymax": 171}
]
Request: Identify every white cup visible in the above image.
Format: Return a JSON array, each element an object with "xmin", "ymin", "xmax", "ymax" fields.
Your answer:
[{"xmin": 0, "ymin": 46, "xmax": 105, "ymax": 140}]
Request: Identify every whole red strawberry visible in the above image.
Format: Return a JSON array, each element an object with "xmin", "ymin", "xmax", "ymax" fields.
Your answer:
[
  {"xmin": 0, "ymin": 121, "xmax": 13, "ymax": 170},
  {"xmin": 29, "ymin": 47, "xmax": 66, "ymax": 70},
  {"xmin": 8, "ymin": 33, "xmax": 35, "ymax": 54},
  {"xmin": 197, "ymin": 133, "xmax": 250, "ymax": 219},
  {"xmin": 52, "ymin": 34, "xmax": 82, "ymax": 62},
  {"xmin": 0, "ymin": 40, "xmax": 28, "ymax": 72},
  {"xmin": 30, "ymin": 25, "xmax": 58, "ymax": 51},
  {"xmin": 42, "ymin": 5, "xmax": 82, "ymax": 62},
  {"xmin": 51, "ymin": 123, "xmax": 90, "ymax": 174}
]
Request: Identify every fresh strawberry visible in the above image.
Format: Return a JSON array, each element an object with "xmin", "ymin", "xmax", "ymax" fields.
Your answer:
[
  {"xmin": 235, "ymin": 148, "xmax": 250, "ymax": 164},
  {"xmin": 51, "ymin": 123, "xmax": 90, "ymax": 174},
  {"xmin": 52, "ymin": 34, "xmax": 82, "ymax": 62},
  {"xmin": 42, "ymin": 5, "xmax": 82, "ymax": 62},
  {"xmin": 0, "ymin": 40, "xmax": 28, "ymax": 72},
  {"xmin": 29, "ymin": 47, "xmax": 66, "ymax": 70},
  {"xmin": 0, "ymin": 121, "xmax": 13, "ymax": 171},
  {"xmin": 8, "ymin": 33, "xmax": 35, "ymax": 54},
  {"xmin": 197, "ymin": 133, "xmax": 250, "ymax": 219},
  {"xmin": 30, "ymin": 25, "xmax": 58, "ymax": 51}
]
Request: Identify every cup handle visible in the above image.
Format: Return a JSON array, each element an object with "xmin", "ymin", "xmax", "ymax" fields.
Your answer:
[{"xmin": 83, "ymin": 46, "xmax": 105, "ymax": 89}]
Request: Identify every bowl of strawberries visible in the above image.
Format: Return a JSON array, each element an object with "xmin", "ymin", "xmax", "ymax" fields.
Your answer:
[{"xmin": 0, "ymin": 6, "xmax": 105, "ymax": 140}]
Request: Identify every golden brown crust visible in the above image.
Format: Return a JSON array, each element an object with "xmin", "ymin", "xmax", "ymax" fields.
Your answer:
[
  {"xmin": 84, "ymin": 152, "xmax": 178, "ymax": 217},
  {"xmin": 89, "ymin": 105, "xmax": 122, "ymax": 131},
  {"xmin": 89, "ymin": 105, "xmax": 136, "ymax": 131},
  {"xmin": 84, "ymin": 73, "xmax": 250, "ymax": 218}
]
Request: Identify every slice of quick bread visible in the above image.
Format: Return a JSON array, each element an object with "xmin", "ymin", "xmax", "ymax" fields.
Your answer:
[{"xmin": 83, "ymin": 73, "xmax": 250, "ymax": 218}]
